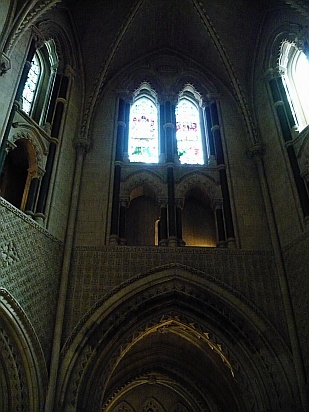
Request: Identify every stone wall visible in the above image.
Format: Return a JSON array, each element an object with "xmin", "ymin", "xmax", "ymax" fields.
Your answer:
[
  {"xmin": 0, "ymin": 198, "xmax": 62, "ymax": 361},
  {"xmin": 64, "ymin": 246, "xmax": 288, "ymax": 345},
  {"xmin": 284, "ymin": 230, "xmax": 309, "ymax": 377}
]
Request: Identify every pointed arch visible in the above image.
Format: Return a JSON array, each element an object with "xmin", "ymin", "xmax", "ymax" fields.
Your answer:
[
  {"xmin": 0, "ymin": 288, "xmax": 47, "ymax": 412},
  {"xmin": 58, "ymin": 264, "xmax": 295, "ymax": 412},
  {"xmin": 121, "ymin": 169, "xmax": 166, "ymax": 199},
  {"xmin": 175, "ymin": 170, "xmax": 219, "ymax": 201},
  {"xmin": 112, "ymin": 400, "xmax": 135, "ymax": 412},
  {"xmin": 142, "ymin": 397, "xmax": 165, "ymax": 412}
]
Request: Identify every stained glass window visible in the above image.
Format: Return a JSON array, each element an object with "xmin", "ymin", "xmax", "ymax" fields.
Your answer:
[
  {"xmin": 176, "ymin": 99, "xmax": 204, "ymax": 164},
  {"xmin": 22, "ymin": 53, "xmax": 41, "ymax": 115},
  {"xmin": 128, "ymin": 97, "xmax": 158, "ymax": 163}
]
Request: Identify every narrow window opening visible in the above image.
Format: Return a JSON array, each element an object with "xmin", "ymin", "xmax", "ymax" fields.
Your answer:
[
  {"xmin": 22, "ymin": 53, "xmax": 41, "ymax": 115},
  {"xmin": 128, "ymin": 84, "xmax": 159, "ymax": 163},
  {"xmin": 176, "ymin": 86, "xmax": 205, "ymax": 164}
]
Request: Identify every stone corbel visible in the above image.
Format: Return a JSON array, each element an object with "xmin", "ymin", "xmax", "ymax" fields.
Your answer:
[
  {"xmin": 175, "ymin": 198, "xmax": 185, "ymax": 209},
  {"xmin": 0, "ymin": 52, "xmax": 11, "ymax": 76},
  {"xmin": 247, "ymin": 143, "xmax": 265, "ymax": 163},
  {"xmin": 73, "ymin": 137, "xmax": 90, "ymax": 156}
]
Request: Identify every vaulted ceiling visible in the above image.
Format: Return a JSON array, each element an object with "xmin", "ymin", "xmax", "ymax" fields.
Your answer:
[{"xmin": 61, "ymin": 0, "xmax": 286, "ymax": 97}]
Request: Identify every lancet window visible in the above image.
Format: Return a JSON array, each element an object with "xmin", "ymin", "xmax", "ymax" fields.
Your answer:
[
  {"xmin": 176, "ymin": 95, "xmax": 204, "ymax": 165},
  {"xmin": 128, "ymin": 83, "xmax": 159, "ymax": 163}
]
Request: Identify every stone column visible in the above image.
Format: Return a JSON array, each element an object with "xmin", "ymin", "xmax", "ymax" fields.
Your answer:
[
  {"xmin": 159, "ymin": 199, "xmax": 168, "ymax": 246},
  {"xmin": 34, "ymin": 139, "xmax": 58, "ymax": 224},
  {"xmin": 199, "ymin": 104, "xmax": 209, "ymax": 165},
  {"xmin": 123, "ymin": 100, "xmax": 131, "ymax": 162},
  {"xmin": 35, "ymin": 74, "xmax": 70, "ymax": 224},
  {"xmin": 161, "ymin": 97, "xmax": 177, "ymax": 163},
  {"xmin": 213, "ymin": 200, "xmax": 226, "ymax": 247},
  {"xmin": 116, "ymin": 97, "xmax": 130, "ymax": 162},
  {"xmin": 210, "ymin": 99, "xmax": 236, "ymax": 247},
  {"xmin": 167, "ymin": 166, "xmax": 177, "ymax": 246},
  {"xmin": 249, "ymin": 143, "xmax": 308, "ymax": 410},
  {"xmin": 204, "ymin": 104, "xmax": 216, "ymax": 166},
  {"xmin": 109, "ymin": 163, "xmax": 121, "ymax": 245},
  {"xmin": 24, "ymin": 173, "xmax": 40, "ymax": 217},
  {"xmin": 44, "ymin": 137, "xmax": 89, "ymax": 412},
  {"xmin": 119, "ymin": 198, "xmax": 128, "ymax": 245},
  {"xmin": 159, "ymin": 103, "xmax": 166, "ymax": 163},
  {"xmin": 175, "ymin": 198, "xmax": 185, "ymax": 246},
  {"xmin": 44, "ymin": 72, "xmax": 61, "ymax": 126}
]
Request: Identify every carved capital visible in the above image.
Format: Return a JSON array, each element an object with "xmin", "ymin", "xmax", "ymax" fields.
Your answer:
[
  {"xmin": 31, "ymin": 26, "xmax": 45, "ymax": 50},
  {"xmin": 73, "ymin": 137, "xmax": 90, "ymax": 155},
  {"xmin": 116, "ymin": 89, "xmax": 132, "ymax": 103},
  {"xmin": 158, "ymin": 198, "xmax": 168, "ymax": 208},
  {"xmin": 212, "ymin": 198, "xmax": 223, "ymax": 211},
  {"xmin": 175, "ymin": 198, "xmax": 185, "ymax": 209},
  {"xmin": 119, "ymin": 197, "xmax": 129, "ymax": 207},
  {"xmin": 0, "ymin": 52, "xmax": 11, "ymax": 76},
  {"xmin": 206, "ymin": 92, "xmax": 221, "ymax": 104},
  {"xmin": 64, "ymin": 64, "xmax": 76, "ymax": 79},
  {"xmin": 247, "ymin": 143, "xmax": 265, "ymax": 162},
  {"xmin": 158, "ymin": 92, "xmax": 178, "ymax": 105}
]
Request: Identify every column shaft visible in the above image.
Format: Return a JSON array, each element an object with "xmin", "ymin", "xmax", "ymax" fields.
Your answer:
[
  {"xmin": 110, "ymin": 165, "xmax": 121, "ymax": 243},
  {"xmin": 215, "ymin": 205, "xmax": 226, "ymax": 246},
  {"xmin": 167, "ymin": 167, "xmax": 177, "ymax": 245},
  {"xmin": 159, "ymin": 205, "xmax": 168, "ymax": 245},
  {"xmin": 176, "ymin": 206, "xmax": 184, "ymax": 246},
  {"xmin": 119, "ymin": 202, "xmax": 127, "ymax": 245},
  {"xmin": 25, "ymin": 177, "xmax": 40, "ymax": 216}
]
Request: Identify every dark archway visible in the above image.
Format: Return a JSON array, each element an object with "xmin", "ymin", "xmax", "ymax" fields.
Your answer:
[
  {"xmin": 58, "ymin": 265, "xmax": 296, "ymax": 412},
  {"xmin": 0, "ymin": 140, "xmax": 29, "ymax": 209}
]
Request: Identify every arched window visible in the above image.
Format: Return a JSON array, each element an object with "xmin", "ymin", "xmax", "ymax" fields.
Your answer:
[
  {"xmin": 280, "ymin": 41, "xmax": 309, "ymax": 132},
  {"xmin": 176, "ymin": 87, "xmax": 204, "ymax": 164},
  {"xmin": 21, "ymin": 40, "xmax": 58, "ymax": 125},
  {"xmin": 128, "ymin": 84, "xmax": 159, "ymax": 163}
]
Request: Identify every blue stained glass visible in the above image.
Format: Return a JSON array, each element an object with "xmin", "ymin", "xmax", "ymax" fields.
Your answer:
[
  {"xmin": 176, "ymin": 99, "xmax": 204, "ymax": 164},
  {"xmin": 22, "ymin": 54, "xmax": 41, "ymax": 114},
  {"xmin": 129, "ymin": 97, "xmax": 158, "ymax": 163}
]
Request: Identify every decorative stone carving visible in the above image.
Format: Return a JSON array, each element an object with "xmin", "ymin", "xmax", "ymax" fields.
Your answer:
[
  {"xmin": 0, "ymin": 51, "xmax": 11, "ymax": 75},
  {"xmin": 142, "ymin": 397, "xmax": 165, "ymax": 412},
  {"xmin": 120, "ymin": 169, "xmax": 166, "ymax": 199},
  {"xmin": 0, "ymin": 288, "xmax": 48, "ymax": 412},
  {"xmin": 0, "ymin": 240, "xmax": 20, "ymax": 267},
  {"xmin": 112, "ymin": 401, "xmax": 135, "ymax": 412},
  {"xmin": 175, "ymin": 170, "xmax": 219, "ymax": 201},
  {"xmin": 59, "ymin": 262, "xmax": 293, "ymax": 412}
]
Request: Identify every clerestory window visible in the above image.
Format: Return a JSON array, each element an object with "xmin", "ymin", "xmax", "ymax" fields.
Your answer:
[
  {"xmin": 280, "ymin": 41, "xmax": 309, "ymax": 132},
  {"xmin": 21, "ymin": 40, "xmax": 58, "ymax": 125},
  {"xmin": 176, "ymin": 97, "xmax": 204, "ymax": 164},
  {"xmin": 128, "ymin": 84, "xmax": 159, "ymax": 163},
  {"xmin": 22, "ymin": 53, "xmax": 41, "ymax": 115},
  {"xmin": 127, "ymin": 83, "xmax": 208, "ymax": 165}
]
